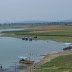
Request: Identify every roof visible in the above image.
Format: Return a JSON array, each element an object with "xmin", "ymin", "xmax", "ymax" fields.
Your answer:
[
  {"xmin": 18, "ymin": 56, "xmax": 27, "ymax": 59},
  {"xmin": 65, "ymin": 43, "xmax": 71, "ymax": 45}
]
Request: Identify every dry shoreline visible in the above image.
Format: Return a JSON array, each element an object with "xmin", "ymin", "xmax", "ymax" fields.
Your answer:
[
  {"xmin": 37, "ymin": 50, "xmax": 72, "ymax": 65},
  {"xmin": 19, "ymin": 50, "xmax": 72, "ymax": 72}
]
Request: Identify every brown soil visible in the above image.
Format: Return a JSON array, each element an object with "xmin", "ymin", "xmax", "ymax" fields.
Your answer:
[{"xmin": 30, "ymin": 30, "xmax": 64, "ymax": 33}]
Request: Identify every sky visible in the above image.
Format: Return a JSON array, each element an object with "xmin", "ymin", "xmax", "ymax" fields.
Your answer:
[{"xmin": 0, "ymin": 0, "xmax": 72, "ymax": 23}]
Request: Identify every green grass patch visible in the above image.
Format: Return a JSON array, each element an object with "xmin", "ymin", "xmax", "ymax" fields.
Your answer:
[
  {"xmin": 42, "ymin": 54, "xmax": 72, "ymax": 68},
  {"xmin": 1, "ymin": 25, "xmax": 72, "ymax": 42},
  {"xmin": 32, "ymin": 54, "xmax": 72, "ymax": 72},
  {"xmin": 32, "ymin": 68, "xmax": 72, "ymax": 72}
]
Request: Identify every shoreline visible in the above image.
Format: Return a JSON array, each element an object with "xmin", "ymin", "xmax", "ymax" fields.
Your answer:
[
  {"xmin": 36, "ymin": 50, "xmax": 72, "ymax": 65},
  {"xmin": 19, "ymin": 50, "xmax": 72, "ymax": 72}
]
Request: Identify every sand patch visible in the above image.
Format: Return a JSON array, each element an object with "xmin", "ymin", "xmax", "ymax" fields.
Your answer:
[{"xmin": 30, "ymin": 30, "xmax": 64, "ymax": 33}]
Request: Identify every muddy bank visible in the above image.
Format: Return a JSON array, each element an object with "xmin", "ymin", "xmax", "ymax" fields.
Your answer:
[
  {"xmin": 19, "ymin": 50, "xmax": 72, "ymax": 72},
  {"xmin": 37, "ymin": 50, "xmax": 72, "ymax": 65}
]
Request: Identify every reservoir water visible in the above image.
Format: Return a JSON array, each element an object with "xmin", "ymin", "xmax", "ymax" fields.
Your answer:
[
  {"xmin": 0, "ymin": 37, "xmax": 65, "ymax": 69},
  {"xmin": 0, "ymin": 28, "xmax": 66, "ymax": 71},
  {"xmin": 0, "ymin": 28, "xmax": 25, "ymax": 32}
]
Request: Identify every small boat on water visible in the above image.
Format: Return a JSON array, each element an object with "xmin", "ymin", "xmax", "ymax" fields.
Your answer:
[
  {"xmin": 25, "ymin": 37, "xmax": 28, "ymax": 40},
  {"xmin": 29, "ymin": 37, "xmax": 32, "ymax": 41},
  {"xmin": 34, "ymin": 36, "xmax": 37, "ymax": 38},
  {"xmin": 18, "ymin": 56, "xmax": 34, "ymax": 64},
  {"xmin": 63, "ymin": 46, "xmax": 72, "ymax": 50},
  {"xmin": 22, "ymin": 37, "xmax": 25, "ymax": 40},
  {"xmin": 63, "ymin": 43, "xmax": 72, "ymax": 50},
  {"xmin": 22, "ymin": 37, "xmax": 28, "ymax": 40}
]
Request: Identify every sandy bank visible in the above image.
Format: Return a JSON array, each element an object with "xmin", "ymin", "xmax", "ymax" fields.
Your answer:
[
  {"xmin": 37, "ymin": 50, "xmax": 72, "ymax": 65},
  {"xmin": 19, "ymin": 50, "xmax": 72, "ymax": 72}
]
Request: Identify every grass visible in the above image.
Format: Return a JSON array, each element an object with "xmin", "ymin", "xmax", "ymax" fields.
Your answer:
[
  {"xmin": 32, "ymin": 54, "xmax": 72, "ymax": 72},
  {"xmin": 42, "ymin": 54, "xmax": 72, "ymax": 68},
  {"xmin": 32, "ymin": 68, "xmax": 72, "ymax": 72},
  {"xmin": 1, "ymin": 25, "xmax": 72, "ymax": 42}
]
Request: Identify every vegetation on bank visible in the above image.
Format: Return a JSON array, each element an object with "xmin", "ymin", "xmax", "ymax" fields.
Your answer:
[
  {"xmin": 42, "ymin": 54, "xmax": 72, "ymax": 68},
  {"xmin": 32, "ymin": 54, "xmax": 72, "ymax": 72},
  {"xmin": 0, "ymin": 24, "xmax": 72, "ymax": 42},
  {"xmin": 0, "ymin": 22, "xmax": 72, "ymax": 42},
  {"xmin": 32, "ymin": 68, "xmax": 72, "ymax": 72}
]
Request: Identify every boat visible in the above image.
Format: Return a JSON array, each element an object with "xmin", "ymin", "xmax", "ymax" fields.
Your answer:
[
  {"xmin": 63, "ymin": 43, "xmax": 72, "ymax": 50},
  {"xmin": 18, "ymin": 56, "xmax": 34, "ymax": 64},
  {"xmin": 22, "ymin": 37, "xmax": 28, "ymax": 40},
  {"xmin": 25, "ymin": 37, "xmax": 28, "ymax": 40},
  {"xmin": 34, "ymin": 36, "xmax": 37, "ymax": 38},
  {"xmin": 63, "ymin": 46, "xmax": 72, "ymax": 50},
  {"xmin": 22, "ymin": 37, "xmax": 25, "ymax": 40},
  {"xmin": 29, "ymin": 37, "xmax": 32, "ymax": 41}
]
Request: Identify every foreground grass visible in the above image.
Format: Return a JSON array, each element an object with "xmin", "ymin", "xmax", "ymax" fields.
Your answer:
[
  {"xmin": 32, "ymin": 54, "xmax": 72, "ymax": 72},
  {"xmin": 32, "ymin": 68, "xmax": 72, "ymax": 72},
  {"xmin": 42, "ymin": 54, "xmax": 72, "ymax": 68}
]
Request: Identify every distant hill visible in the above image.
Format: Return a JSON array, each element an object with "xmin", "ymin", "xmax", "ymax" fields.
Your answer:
[
  {"xmin": 22, "ymin": 20, "xmax": 72, "ymax": 23},
  {"xmin": 60, "ymin": 19, "xmax": 72, "ymax": 22},
  {"xmin": 23, "ymin": 20, "xmax": 48, "ymax": 23},
  {"xmin": 0, "ymin": 19, "xmax": 72, "ymax": 24}
]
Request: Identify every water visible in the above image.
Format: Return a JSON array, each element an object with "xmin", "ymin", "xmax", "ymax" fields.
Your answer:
[
  {"xmin": 0, "ymin": 37, "xmax": 65, "ymax": 69},
  {"xmin": 0, "ymin": 28, "xmax": 25, "ymax": 32},
  {"xmin": 0, "ymin": 28, "xmax": 66, "ymax": 71}
]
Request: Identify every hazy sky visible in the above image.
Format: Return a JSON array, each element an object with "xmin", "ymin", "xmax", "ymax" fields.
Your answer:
[{"xmin": 0, "ymin": 0, "xmax": 72, "ymax": 22}]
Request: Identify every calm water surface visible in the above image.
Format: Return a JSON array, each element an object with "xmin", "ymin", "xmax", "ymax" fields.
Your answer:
[
  {"xmin": 0, "ymin": 37, "xmax": 65, "ymax": 69},
  {"xmin": 0, "ymin": 28, "xmax": 25, "ymax": 32}
]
